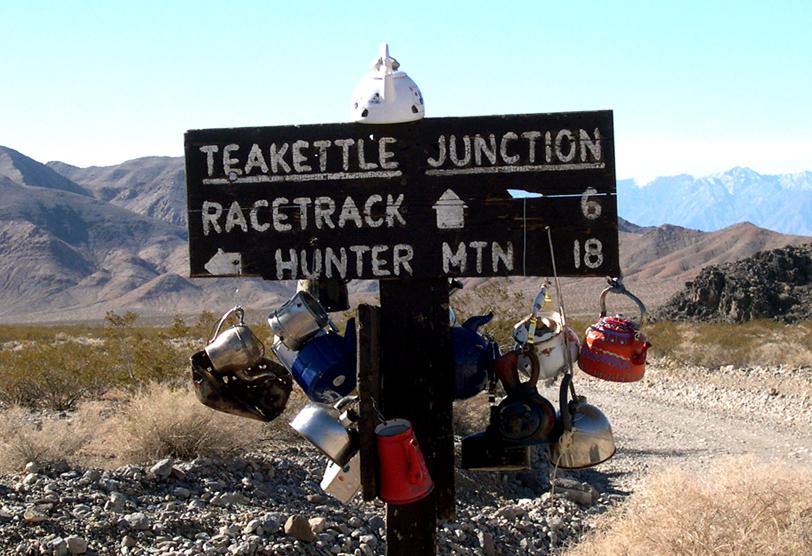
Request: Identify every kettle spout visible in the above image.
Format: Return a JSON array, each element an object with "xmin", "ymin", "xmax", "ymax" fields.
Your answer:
[
  {"xmin": 461, "ymin": 312, "xmax": 494, "ymax": 334},
  {"xmin": 532, "ymin": 284, "xmax": 552, "ymax": 314},
  {"xmin": 343, "ymin": 318, "xmax": 357, "ymax": 351}
]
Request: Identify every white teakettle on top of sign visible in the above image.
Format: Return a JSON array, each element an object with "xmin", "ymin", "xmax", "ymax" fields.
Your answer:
[{"xmin": 351, "ymin": 43, "xmax": 424, "ymax": 124}]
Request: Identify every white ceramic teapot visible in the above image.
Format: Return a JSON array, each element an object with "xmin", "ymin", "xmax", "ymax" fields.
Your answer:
[
  {"xmin": 513, "ymin": 286, "xmax": 580, "ymax": 382},
  {"xmin": 351, "ymin": 43, "xmax": 424, "ymax": 124}
]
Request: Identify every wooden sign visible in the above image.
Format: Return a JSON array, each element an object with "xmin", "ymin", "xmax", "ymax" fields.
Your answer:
[{"xmin": 185, "ymin": 111, "xmax": 619, "ymax": 281}]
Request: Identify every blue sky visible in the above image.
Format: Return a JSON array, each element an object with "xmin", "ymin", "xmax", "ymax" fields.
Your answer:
[{"xmin": 1, "ymin": 1, "xmax": 810, "ymax": 179}]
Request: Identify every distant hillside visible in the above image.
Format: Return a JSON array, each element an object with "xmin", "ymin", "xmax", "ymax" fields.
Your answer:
[
  {"xmin": 657, "ymin": 243, "xmax": 812, "ymax": 323},
  {"xmin": 451, "ymin": 219, "xmax": 812, "ymax": 321},
  {"xmin": 48, "ymin": 156, "xmax": 187, "ymax": 227},
  {"xmin": 0, "ymin": 148, "xmax": 292, "ymax": 323},
  {"xmin": 1, "ymin": 145, "xmax": 810, "ymax": 323}
]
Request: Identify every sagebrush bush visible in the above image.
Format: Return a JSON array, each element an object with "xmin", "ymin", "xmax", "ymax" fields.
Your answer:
[
  {"xmin": 0, "ymin": 403, "xmax": 108, "ymax": 473},
  {"xmin": 563, "ymin": 456, "xmax": 812, "ymax": 556},
  {"xmin": 112, "ymin": 384, "xmax": 267, "ymax": 464},
  {"xmin": 0, "ymin": 342, "xmax": 113, "ymax": 411}
]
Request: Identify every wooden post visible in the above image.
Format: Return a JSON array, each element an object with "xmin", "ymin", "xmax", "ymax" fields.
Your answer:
[
  {"xmin": 379, "ymin": 278, "xmax": 456, "ymax": 555},
  {"xmin": 357, "ymin": 303, "xmax": 382, "ymax": 501}
]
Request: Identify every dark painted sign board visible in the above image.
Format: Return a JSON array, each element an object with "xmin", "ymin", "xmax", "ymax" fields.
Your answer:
[{"xmin": 185, "ymin": 111, "xmax": 619, "ymax": 280}]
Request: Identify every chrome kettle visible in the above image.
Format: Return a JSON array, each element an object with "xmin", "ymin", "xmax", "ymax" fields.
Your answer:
[
  {"xmin": 268, "ymin": 291, "xmax": 333, "ymax": 352},
  {"xmin": 205, "ymin": 306, "xmax": 264, "ymax": 373},
  {"xmin": 549, "ymin": 373, "xmax": 616, "ymax": 469},
  {"xmin": 290, "ymin": 396, "xmax": 360, "ymax": 467}
]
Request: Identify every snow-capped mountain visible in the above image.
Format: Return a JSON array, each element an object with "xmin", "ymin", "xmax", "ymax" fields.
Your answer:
[{"xmin": 617, "ymin": 167, "xmax": 812, "ymax": 235}]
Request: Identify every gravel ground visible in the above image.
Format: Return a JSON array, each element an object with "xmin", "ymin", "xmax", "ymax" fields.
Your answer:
[{"xmin": 2, "ymin": 357, "xmax": 811, "ymax": 556}]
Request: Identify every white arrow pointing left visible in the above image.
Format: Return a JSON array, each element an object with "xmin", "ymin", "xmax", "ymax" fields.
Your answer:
[{"xmin": 204, "ymin": 248, "xmax": 243, "ymax": 275}]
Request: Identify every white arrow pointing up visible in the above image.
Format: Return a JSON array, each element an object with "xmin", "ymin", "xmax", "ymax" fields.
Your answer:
[
  {"xmin": 204, "ymin": 248, "xmax": 243, "ymax": 275},
  {"xmin": 432, "ymin": 189, "xmax": 467, "ymax": 229}
]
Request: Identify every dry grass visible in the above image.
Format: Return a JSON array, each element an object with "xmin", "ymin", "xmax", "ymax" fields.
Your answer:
[
  {"xmin": 0, "ymin": 403, "xmax": 110, "ymax": 473},
  {"xmin": 0, "ymin": 385, "xmax": 273, "ymax": 473},
  {"xmin": 562, "ymin": 456, "xmax": 812, "ymax": 556},
  {"xmin": 108, "ymin": 384, "xmax": 267, "ymax": 465},
  {"xmin": 644, "ymin": 319, "xmax": 812, "ymax": 369}
]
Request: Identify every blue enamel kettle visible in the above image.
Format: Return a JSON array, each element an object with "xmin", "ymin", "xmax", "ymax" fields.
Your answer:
[
  {"xmin": 453, "ymin": 312, "xmax": 498, "ymax": 400},
  {"xmin": 291, "ymin": 319, "xmax": 357, "ymax": 403}
]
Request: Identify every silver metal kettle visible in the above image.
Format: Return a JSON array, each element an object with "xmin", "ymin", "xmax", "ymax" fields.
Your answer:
[
  {"xmin": 205, "ymin": 306, "xmax": 264, "ymax": 373},
  {"xmin": 549, "ymin": 373, "xmax": 616, "ymax": 469},
  {"xmin": 289, "ymin": 396, "xmax": 359, "ymax": 466}
]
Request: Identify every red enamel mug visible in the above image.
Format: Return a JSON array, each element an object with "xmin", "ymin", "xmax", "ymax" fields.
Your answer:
[{"xmin": 375, "ymin": 419, "xmax": 433, "ymax": 505}]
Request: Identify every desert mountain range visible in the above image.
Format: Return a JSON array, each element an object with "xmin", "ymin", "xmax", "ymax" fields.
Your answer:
[{"xmin": 0, "ymin": 145, "xmax": 809, "ymax": 323}]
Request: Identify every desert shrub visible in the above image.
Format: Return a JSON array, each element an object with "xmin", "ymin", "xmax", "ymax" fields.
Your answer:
[
  {"xmin": 112, "ymin": 383, "xmax": 266, "ymax": 464},
  {"xmin": 645, "ymin": 319, "xmax": 812, "ymax": 369},
  {"xmin": 0, "ymin": 341, "xmax": 113, "ymax": 411},
  {"xmin": 563, "ymin": 456, "xmax": 812, "ymax": 556},
  {"xmin": 0, "ymin": 323, "xmax": 96, "ymax": 344},
  {"xmin": 0, "ymin": 403, "xmax": 108, "ymax": 473},
  {"xmin": 193, "ymin": 310, "xmax": 217, "ymax": 338},
  {"xmin": 168, "ymin": 314, "xmax": 191, "ymax": 338},
  {"xmin": 103, "ymin": 311, "xmax": 188, "ymax": 388}
]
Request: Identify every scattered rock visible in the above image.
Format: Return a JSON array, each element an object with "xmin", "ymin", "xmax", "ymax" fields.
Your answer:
[
  {"xmin": 123, "ymin": 512, "xmax": 150, "ymax": 531},
  {"xmin": 309, "ymin": 516, "xmax": 328, "ymax": 534},
  {"xmin": 149, "ymin": 457, "xmax": 174, "ymax": 479},
  {"xmin": 65, "ymin": 535, "xmax": 88, "ymax": 555},
  {"xmin": 285, "ymin": 514, "xmax": 316, "ymax": 543}
]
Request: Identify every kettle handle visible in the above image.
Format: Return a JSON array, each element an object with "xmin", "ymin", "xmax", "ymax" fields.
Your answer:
[
  {"xmin": 522, "ymin": 347, "xmax": 540, "ymax": 389},
  {"xmin": 334, "ymin": 394, "xmax": 359, "ymax": 413},
  {"xmin": 207, "ymin": 306, "xmax": 245, "ymax": 345},
  {"xmin": 559, "ymin": 373, "xmax": 573, "ymax": 431},
  {"xmin": 404, "ymin": 438, "xmax": 428, "ymax": 485},
  {"xmin": 599, "ymin": 278, "xmax": 648, "ymax": 326}
]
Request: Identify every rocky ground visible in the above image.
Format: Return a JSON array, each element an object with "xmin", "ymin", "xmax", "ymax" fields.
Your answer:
[{"xmin": 2, "ymin": 357, "xmax": 811, "ymax": 556}]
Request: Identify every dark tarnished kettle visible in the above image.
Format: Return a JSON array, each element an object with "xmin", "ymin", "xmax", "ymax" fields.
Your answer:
[
  {"xmin": 452, "ymin": 312, "xmax": 497, "ymax": 400},
  {"xmin": 190, "ymin": 351, "xmax": 292, "ymax": 422},
  {"xmin": 488, "ymin": 349, "xmax": 559, "ymax": 446}
]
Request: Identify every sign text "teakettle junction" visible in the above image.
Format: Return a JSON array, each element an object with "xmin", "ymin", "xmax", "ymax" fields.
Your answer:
[{"xmin": 197, "ymin": 127, "xmax": 604, "ymax": 184}]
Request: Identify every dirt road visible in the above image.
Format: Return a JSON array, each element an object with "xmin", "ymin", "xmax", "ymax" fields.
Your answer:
[{"xmin": 536, "ymin": 360, "xmax": 812, "ymax": 495}]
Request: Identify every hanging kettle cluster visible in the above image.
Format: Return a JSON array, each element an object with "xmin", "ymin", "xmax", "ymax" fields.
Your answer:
[
  {"xmin": 461, "ymin": 277, "xmax": 651, "ymax": 472},
  {"xmin": 189, "ymin": 285, "xmax": 434, "ymax": 506},
  {"xmin": 268, "ymin": 291, "xmax": 357, "ymax": 404},
  {"xmin": 190, "ymin": 306, "xmax": 293, "ymax": 422},
  {"xmin": 189, "ymin": 274, "xmax": 649, "ymax": 505}
]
